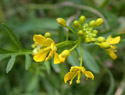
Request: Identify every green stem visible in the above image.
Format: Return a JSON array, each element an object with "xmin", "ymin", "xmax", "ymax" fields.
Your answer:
[
  {"xmin": 69, "ymin": 39, "xmax": 81, "ymax": 52},
  {"xmin": 56, "ymin": 40, "xmax": 76, "ymax": 47},
  {"xmin": 0, "ymin": 51, "xmax": 32, "ymax": 56},
  {"xmin": 79, "ymin": 45, "xmax": 83, "ymax": 67},
  {"xmin": 0, "ymin": 41, "xmax": 76, "ymax": 56},
  {"xmin": 65, "ymin": 26, "xmax": 78, "ymax": 38},
  {"xmin": 66, "ymin": 31, "xmax": 69, "ymax": 41}
]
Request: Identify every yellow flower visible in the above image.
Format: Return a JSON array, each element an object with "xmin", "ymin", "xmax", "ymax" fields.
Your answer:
[
  {"xmin": 100, "ymin": 35, "xmax": 120, "ymax": 59},
  {"xmin": 54, "ymin": 50, "xmax": 70, "ymax": 64},
  {"xmin": 64, "ymin": 66, "xmax": 94, "ymax": 85},
  {"xmin": 33, "ymin": 34, "xmax": 57, "ymax": 62}
]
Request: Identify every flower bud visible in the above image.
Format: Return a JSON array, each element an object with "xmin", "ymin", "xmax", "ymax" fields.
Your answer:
[
  {"xmin": 32, "ymin": 49, "xmax": 38, "ymax": 55},
  {"xmin": 91, "ymin": 38, "xmax": 96, "ymax": 42},
  {"xmin": 97, "ymin": 37, "xmax": 105, "ymax": 42},
  {"xmin": 100, "ymin": 42, "xmax": 110, "ymax": 48},
  {"xmin": 73, "ymin": 20, "xmax": 81, "ymax": 29},
  {"xmin": 56, "ymin": 18, "xmax": 66, "ymax": 26},
  {"xmin": 86, "ymin": 28, "xmax": 92, "ymax": 32},
  {"xmin": 83, "ymin": 24, "xmax": 88, "ymax": 29},
  {"xmin": 92, "ymin": 34, "xmax": 97, "ymax": 37},
  {"xmin": 93, "ymin": 30, "xmax": 98, "ymax": 34},
  {"xmin": 95, "ymin": 18, "xmax": 103, "ymax": 26},
  {"xmin": 85, "ymin": 38, "xmax": 91, "ymax": 43},
  {"xmin": 61, "ymin": 50, "xmax": 70, "ymax": 58},
  {"xmin": 79, "ymin": 16, "xmax": 86, "ymax": 24},
  {"xmin": 32, "ymin": 44, "xmax": 37, "ymax": 48},
  {"xmin": 44, "ymin": 32, "xmax": 51, "ymax": 38},
  {"xmin": 89, "ymin": 20, "xmax": 96, "ymax": 27},
  {"xmin": 78, "ymin": 30, "xmax": 84, "ymax": 36},
  {"xmin": 76, "ymin": 80, "xmax": 80, "ymax": 84}
]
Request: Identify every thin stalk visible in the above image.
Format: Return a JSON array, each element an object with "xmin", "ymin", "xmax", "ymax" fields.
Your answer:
[
  {"xmin": 0, "ymin": 51, "xmax": 32, "ymax": 56},
  {"xmin": 65, "ymin": 26, "xmax": 78, "ymax": 38},
  {"xmin": 79, "ymin": 45, "xmax": 83, "ymax": 67},
  {"xmin": 66, "ymin": 31, "xmax": 69, "ymax": 41},
  {"xmin": 56, "ymin": 40, "xmax": 76, "ymax": 47},
  {"xmin": 69, "ymin": 39, "xmax": 81, "ymax": 52}
]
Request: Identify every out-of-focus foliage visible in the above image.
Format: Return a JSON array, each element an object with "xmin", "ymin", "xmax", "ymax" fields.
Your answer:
[{"xmin": 0, "ymin": 0, "xmax": 125, "ymax": 95}]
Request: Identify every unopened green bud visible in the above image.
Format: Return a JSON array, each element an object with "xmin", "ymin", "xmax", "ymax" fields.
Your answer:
[
  {"xmin": 92, "ymin": 34, "xmax": 97, "ymax": 37},
  {"xmin": 97, "ymin": 37, "xmax": 105, "ymax": 42},
  {"xmin": 32, "ymin": 49, "xmax": 38, "ymax": 55},
  {"xmin": 100, "ymin": 42, "xmax": 110, "ymax": 48},
  {"xmin": 78, "ymin": 30, "xmax": 84, "ymax": 36},
  {"xmin": 44, "ymin": 32, "xmax": 51, "ymax": 38},
  {"xmin": 89, "ymin": 20, "xmax": 96, "ymax": 27},
  {"xmin": 61, "ymin": 50, "xmax": 70, "ymax": 58},
  {"xmin": 73, "ymin": 20, "xmax": 81, "ymax": 29},
  {"xmin": 86, "ymin": 35, "xmax": 89, "ymax": 38},
  {"xmin": 95, "ymin": 18, "xmax": 103, "ymax": 26},
  {"xmin": 83, "ymin": 24, "xmax": 88, "ymax": 28},
  {"xmin": 91, "ymin": 38, "xmax": 96, "ymax": 42},
  {"xmin": 86, "ymin": 28, "xmax": 93, "ymax": 31},
  {"xmin": 79, "ymin": 16, "xmax": 86, "ymax": 24},
  {"xmin": 56, "ymin": 18, "xmax": 66, "ymax": 26},
  {"xmin": 93, "ymin": 30, "xmax": 98, "ymax": 34},
  {"xmin": 85, "ymin": 38, "xmax": 91, "ymax": 43},
  {"xmin": 76, "ymin": 80, "xmax": 80, "ymax": 84},
  {"xmin": 32, "ymin": 44, "xmax": 37, "ymax": 48}
]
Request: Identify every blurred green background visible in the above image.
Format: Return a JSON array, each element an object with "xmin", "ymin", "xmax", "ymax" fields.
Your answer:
[{"xmin": 0, "ymin": 0, "xmax": 125, "ymax": 95}]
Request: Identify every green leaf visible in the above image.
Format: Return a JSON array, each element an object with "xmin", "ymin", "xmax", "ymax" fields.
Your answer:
[
  {"xmin": 25, "ymin": 54, "xmax": 31, "ymax": 70},
  {"xmin": 0, "ymin": 47, "xmax": 13, "ymax": 53},
  {"xmin": 6, "ymin": 55, "xmax": 16, "ymax": 73},
  {"xmin": 2, "ymin": 23, "xmax": 23, "ymax": 50},
  {"xmin": 44, "ymin": 61, "xmax": 51, "ymax": 74},
  {"xmin": 67, "ymin": 50, "xmax": 79, "ymax": 66},
  {"xmin": 77, "ymin": 46, "xmax": 100, "ymax": 74},
  {"xmin": 0, "ymin": 55, "xmax": 10, "ymax": 61},
  {"xmin": 27, "ymin": 75, "xmax": 38, "ymax": 93},
  {"xmin": 14, "ymin": 18, "xmax": 59, "ymax": 33},
  {"xmin": 51, "ymin": 60, "xmax": 60, "ymax": 73},
  {"xmin": 98, "ymin": 60, "xmax": 115, "ymax": 95},
  {"xmin": 0, "ymin": 5, "xmax": 6, "ymax": 23}
]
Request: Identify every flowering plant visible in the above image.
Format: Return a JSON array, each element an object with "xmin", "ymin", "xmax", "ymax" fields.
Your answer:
[{"xmin": 32, "ymin": 16, "xmax": 120, "ymax": 85}]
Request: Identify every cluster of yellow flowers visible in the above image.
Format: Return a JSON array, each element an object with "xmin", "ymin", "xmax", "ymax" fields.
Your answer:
[{"xmin": 32, "ymin": 15, "xmax": 120, "ymax": 85}]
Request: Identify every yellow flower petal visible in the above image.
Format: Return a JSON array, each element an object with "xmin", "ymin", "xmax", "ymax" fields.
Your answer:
[
  {"xmin": 59, "ymin": 55, "xmax": 66, "ymax": 63},
  {"xmin": 50, "ymin": 42, "xmax": 57, "ymax": 52},
  {"xmin": 106, "ymin": 35, "xmax": 112, "ymax": 42},
  {"xmin": 83, "ymin": 71, "xmax": 94, "ymax": 80},
  {"xmin": 64, "ymin": 71, "xmax": 78, "ymax": 84},
  {"xmin": 71, "ymin": 66, "xmax": 85, "ymax": 72},
  {"xmin": 46, "ymin": 50, "xmax": 54, "ymax": 61},
  {"xmin": 33, "ymin": 51, "xmax": 48, "ymax": 62},
  {"xmin": 54, "ymin": 53, "xmax": 66, "ymax": 64},
  {"xmin": 33, "ymin": 35, "xmax": 46, "ymax": 45},
  {"xmin": 54, "ymin": 53, "xmax": 60, "ymax": 64},
  {"xmin": 111, "ymin": 46, "xmax": 117, "ymax": 49},
  {"xmin": 109, "ymin": 36, "xmax": 120, "ymax": 44},
  {"xmin": 108, "ymin": 49, "xmax": 117, "ymax": 59},
  {"xmin": 43, "ymin": 38, "xmax": 54, "ymax": 46}
]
